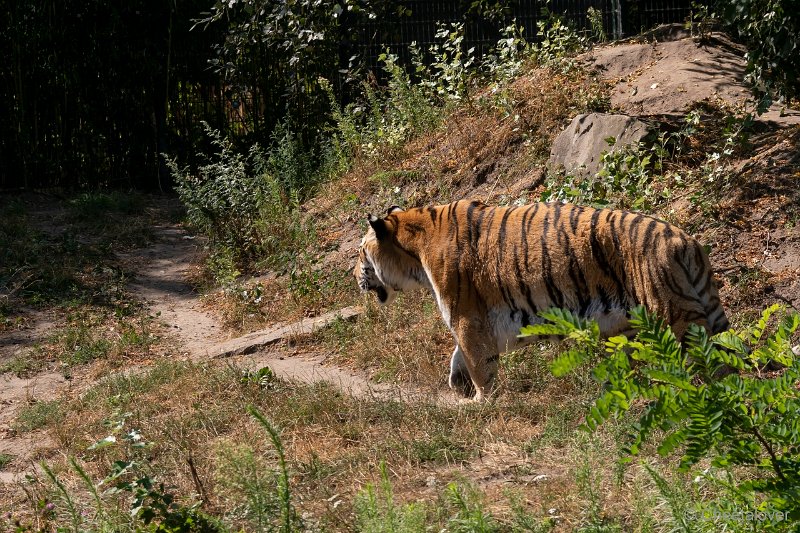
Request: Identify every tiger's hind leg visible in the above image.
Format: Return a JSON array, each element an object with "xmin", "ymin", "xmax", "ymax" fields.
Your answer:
[{"xmin": 448, "ymin": 345, "xmax": 475, "ymax": 398}]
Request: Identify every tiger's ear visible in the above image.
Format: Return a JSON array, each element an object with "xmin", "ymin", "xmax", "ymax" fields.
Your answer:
[
  {"xmin": 368, "ymin": 214, "xmax": 391, "ymax": 240},
  {"xmin": 387, "ymin": 205, "xmax": 404, "ymax": 215}
]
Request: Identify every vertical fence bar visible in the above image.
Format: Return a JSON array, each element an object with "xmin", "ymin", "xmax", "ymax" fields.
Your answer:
[{"xmin": 613, "ymin": 0, "xmax": 623, "ymax": 39}]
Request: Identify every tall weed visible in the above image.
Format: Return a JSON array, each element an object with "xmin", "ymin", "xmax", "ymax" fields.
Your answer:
[
  {"xmin": 324, "ymin": 45, "xmax": 442, "ymax": 161},
  {"xmin": 168, "ymin": 125, "xmax": 313, "ymax": 282},
  {"xmin": 531, "ymin": 13, "xmax": 588, "ymax": 72},
  {"xmin": 422, "ymin": 22, "xmax": 478, "ymax": 102},
  {"xmin": 28, "ymin": 406, "xmax": 300, "ymax": 532},
  {"xmin": 354, "ymin": 463, "xmax": 427, "ymax": 532}
]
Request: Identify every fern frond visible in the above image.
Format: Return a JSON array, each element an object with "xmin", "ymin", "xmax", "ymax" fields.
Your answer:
[
  {"xmin": 641, "ymin": 368, "xmax": 697, "ymax": 391},
  {"xmin": 630, "ymin": 306, "xmax": 682, "ymax": 362},
  {"xmin": 518, "ymin": 323, "xmax": 567, "ymax": 337},
  {"xmin": 713, "ymin": 330, "xmax": 748, "ymax": 355},
  {"xmin": 657, "ymin": 429, "xmax": 688, "ymax": 457}
]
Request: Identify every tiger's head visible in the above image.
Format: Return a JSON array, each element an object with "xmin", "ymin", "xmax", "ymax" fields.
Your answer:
[{"xmin": 355, "ymin": 206, "xmax": 425, "ymax": 306}]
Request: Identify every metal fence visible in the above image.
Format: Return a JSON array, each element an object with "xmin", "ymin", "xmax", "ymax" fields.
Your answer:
[{"xmin": 354, "ymin": 0, "xmax": 698, "ymax": 74}]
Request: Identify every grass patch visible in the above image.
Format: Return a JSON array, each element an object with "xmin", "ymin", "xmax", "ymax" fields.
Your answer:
[
  {"xmin": 67, "ymin": 190, "xmax": 145, "ymax": 221},
  {"xmin": 208, "ymin": 265, "xmax": 359, "ymax": 334},
  {"xmin": 27, "ymin": 310, "xmax": 158, "ymax": 374},
  {"xmin": 0, "ymin": 352, "xmax": 44, "ymax": 377},
  {"xmin": 14, "ymin": 399, "xmax": 64, "ymax": 432},
  {"xmin": 6, "ymin": 346, "xmax": 732, "ymax": 531},
  {"xmin": 0, "ymin": 196, "xmax": 160, "ymax": 375},
  {"xmin": 0, "ymin": 193, "xmax": 165, "ymax": 326},
  {"xmin": 9, "ymin": 358, "xmax": 547, "ymax": 527},
  {"xmin": 321, "ymin": 293, "xmax": 452, "ymax": 387},
  {"xmin": 66, "ymin": 190, "xmax": 161, "ymax": 248},
  {"xmin": 0, "ymin": 453, "xmax": 14, "ymax": 469}
]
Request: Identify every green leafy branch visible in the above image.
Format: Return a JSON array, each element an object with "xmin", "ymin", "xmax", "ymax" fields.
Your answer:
[{"xmin": 520, "ymin": 304, "xmax": 800, "ymax": 516}]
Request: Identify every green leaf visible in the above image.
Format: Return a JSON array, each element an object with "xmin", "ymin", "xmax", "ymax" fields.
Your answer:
[
  {"xmin": 549, "ymin": 348, "xmax": 589, "ymax": 377},
  {"xmin": 88, "ymin": 435, "xmax": 117, "ymax": 450},
  {"xmin": 657, "ymin": 430, "xmax": 687, "ymax": 456},
  {"xmin": 518, "ymin": 323, "xmax": 566, "ymax": 337},
  {"xmin": 713, "ymin": 331, "xmax": 749, "ymax": 356},
  {"xmin": 641, "ymin": 368, "xmax": 697, "ymax": 391},
  {"xmin": 750, "ymin": 303, "xmax": 783, "ymax": 344}
]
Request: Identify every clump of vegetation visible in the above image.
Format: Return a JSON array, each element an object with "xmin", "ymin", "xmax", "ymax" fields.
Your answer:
[
  {"xmin": 542, "ymin": 139, "xmax": 660, "ymax": 210},
  {"xmin": 542, "ymin": 105, "xmax": 757, "ymax": 223},
  {"xmin": 530, "ymin": 12, "xmax": 588, "ymax": 72},
  {"xmin": 721, "ymin": 0, "xmax": 800, "ymax": 112},
  {"xmin": 0, "ymin": 453, "xmax": 14, "ymax": 469},
  {"xmin": 353, "ymin": 462, "xmax": 428, "ymax": 532},
  {"xmin": 586, "ymin": 7, "xmax": 607, "ymax": 43},
  {"xmin": 14, "ymin": 400, "xmax": 64, "ymax": 433},
  {"xmin": 522, "ymin": 304, "xmax": 800, "ymax": 525},
  {"xmin": 168, "ymin": 125, "xmax": 315, "ymax": 284}
]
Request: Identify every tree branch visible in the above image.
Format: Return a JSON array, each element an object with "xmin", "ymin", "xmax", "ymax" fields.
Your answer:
[{"xmin": 751, "ymin": 426, "xmax": 786, "ymax": 483}]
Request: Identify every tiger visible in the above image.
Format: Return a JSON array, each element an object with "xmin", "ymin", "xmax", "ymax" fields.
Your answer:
[{"xmin": 355, "ymin": 200, "xmax": 730, "ymax": 402}]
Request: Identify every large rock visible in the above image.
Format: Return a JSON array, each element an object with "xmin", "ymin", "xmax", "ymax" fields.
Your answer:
[{"xmin": 548, "ymin": 113, "xmax": 650, "ymax": 177}]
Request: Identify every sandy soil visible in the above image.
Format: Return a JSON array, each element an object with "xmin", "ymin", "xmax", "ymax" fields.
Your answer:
[{"xmin": 117, "ymin": 226, "xmax": 226, "ymax": 359}]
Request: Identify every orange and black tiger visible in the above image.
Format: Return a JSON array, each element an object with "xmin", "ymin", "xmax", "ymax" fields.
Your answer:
[{"xmin": 355, "ymin": 200, "xmax": 729, "ymax": 401}]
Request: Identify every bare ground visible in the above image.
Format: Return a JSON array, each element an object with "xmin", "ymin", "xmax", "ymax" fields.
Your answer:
[
  {"xmin": 0, "ymin": 220, "xmax": 408, "ymax": 484},
  {"xmin": 116, "ymin": 226, "xmax": 226, "ymax": 359}
]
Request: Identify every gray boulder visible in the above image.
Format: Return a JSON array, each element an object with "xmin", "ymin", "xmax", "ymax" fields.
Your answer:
[{"xmin": 549, "ymin": 113, "xmax": 650, "ymax": 177}]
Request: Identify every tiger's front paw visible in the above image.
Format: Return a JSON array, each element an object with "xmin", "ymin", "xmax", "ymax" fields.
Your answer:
[
  {"xmin": 448, "ymin": 368, "xmax": 475, "ymax": 398},
  {"xmin": 456, "ymin": 387, "xmax": 489, "ymax": 404}
]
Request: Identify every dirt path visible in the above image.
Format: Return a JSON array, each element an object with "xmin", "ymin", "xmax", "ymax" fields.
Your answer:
[
  {"xmin": 119, "ymin": 225, "xmax": 225, "ymax": 358},
  {"xmin": 0, "ymin": 219, "xmax": 394, "ymax": 482},
  {"xmin": 119, "ymin": 224, "xmax": 373, "ymax": 390}
]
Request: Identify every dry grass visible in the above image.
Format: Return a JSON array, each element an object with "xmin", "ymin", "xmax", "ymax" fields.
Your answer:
[
  {"xmin": 0, "ymin": 351, "xmax": 633, "ymax": 526},
  {"xmin": 309, "ymin": 65, "xmax": 609, "ymax": 222},
  {"xmin": 318, "ymin": 293, "xmax": 452, "ymax": 388},
  {"xmin": 205, "ymin": 265, "xmax": 359, "ymax": 335},
  {"xmin": 2, "ymin": 347, "xmax": 705, "ymax": 531}
]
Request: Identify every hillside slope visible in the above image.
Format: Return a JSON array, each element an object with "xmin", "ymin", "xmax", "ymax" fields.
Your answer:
[{"xmin": 320, "ymin": 27, "xmax": 800, "ymax": 317}]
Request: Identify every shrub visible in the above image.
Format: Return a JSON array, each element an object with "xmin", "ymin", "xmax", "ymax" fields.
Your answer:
[
  {"xmin": 521, "ymin": 305, "xmax": 800, "ymax": 523},
  {"xmin": 420, "ymin": 22, "xmax": 478, "ymax": 102},
  {"xmin": 323, "ymin": 34, "xmax": 450, "ymax": 161},
  {"xmin": 531, "ymin": 13, "xmax": 588, "ymax": 72},
  {"xmin": 721, "ymin": 0, "xmax": 800, "ymax": 112},
  {"xmin": 483, "ymin": 20, "xmax": 530, "ymax": 85},
  {"xmin": 168, "ymin": 125, "xmax": 312, "ymax": 281}
]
